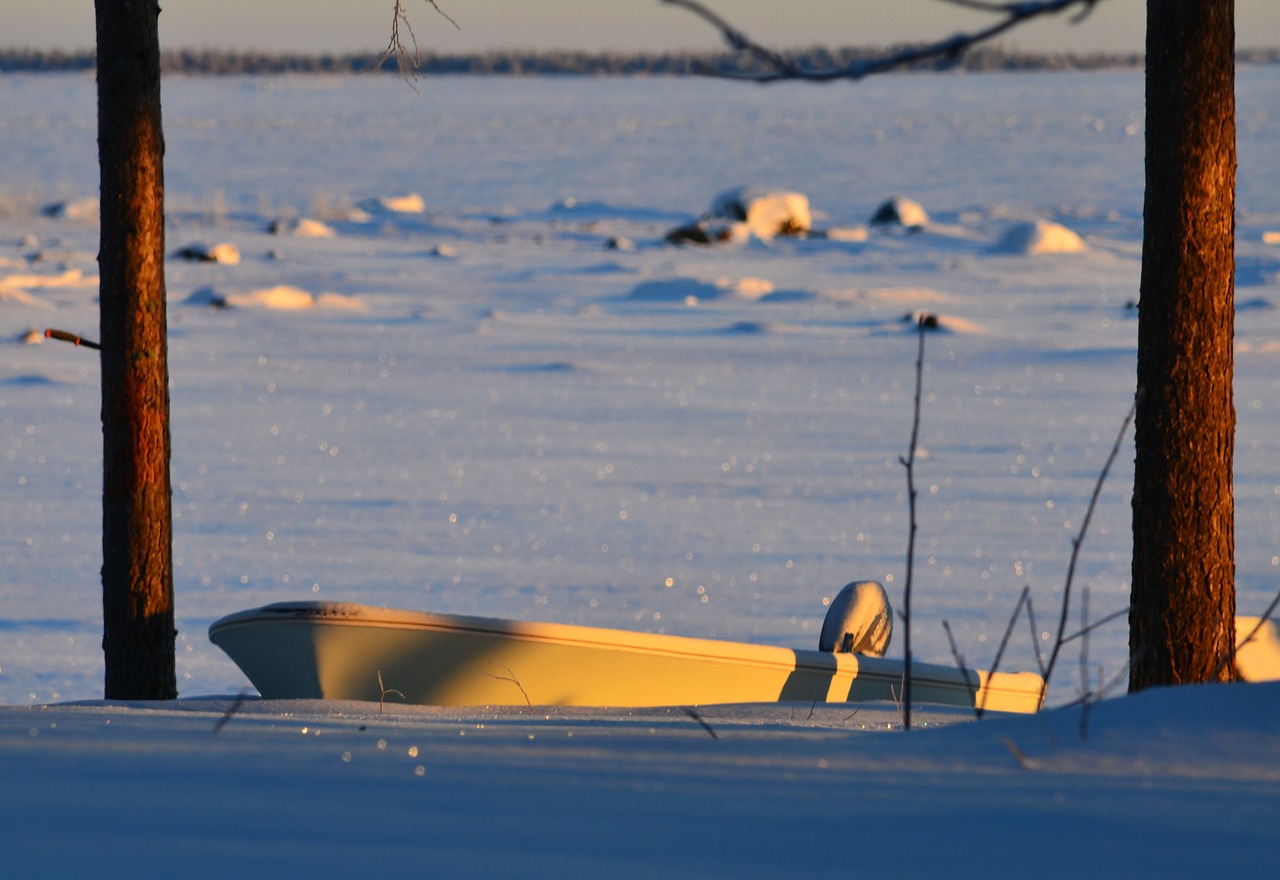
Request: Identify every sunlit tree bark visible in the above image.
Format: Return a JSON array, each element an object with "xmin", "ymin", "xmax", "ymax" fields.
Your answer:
[
  {"xmin": 95, "ymin": 0, "xmax": 176, "ymax": 699},
  {"xmin": 1130, "ymin": 0, "xmax": 1236, "ymax": 689}
]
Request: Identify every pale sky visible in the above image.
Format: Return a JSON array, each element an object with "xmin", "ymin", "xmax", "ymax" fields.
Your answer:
[{"xmin": 6, "ymin": 1, "xmax": 1280, "ymax": 54}]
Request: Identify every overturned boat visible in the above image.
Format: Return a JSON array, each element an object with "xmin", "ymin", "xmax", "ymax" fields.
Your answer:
[{"xmin": 209, "ymin": 581, "xmax": 1047, "ymax": 714}]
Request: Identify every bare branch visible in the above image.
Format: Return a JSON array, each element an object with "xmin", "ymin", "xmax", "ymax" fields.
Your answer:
[
  {"xmin": 377, "ymin": 670, "xmax": 405, "ymax": 714},
  {"xmin": 942, "ymin": 620, "xmax": 981, "ymax": 716},
  {"xmin": 482, "ymin": 663, "xmax": 534, "ymax": 712},
  {"xmin": 682, "ymin": 707, "xmax": 720, "ymax": 739},
  {"xmin": 44, "ymin": 327, "xmax": 101, "ymax": 350},
  {"xmin": 1077, "ymin": 586, "xmax": 1091, "ymax": 700},
  {"xmin": 212, "ymin": 689, "xmax": 248, "ymax": 733},
  {"xmin": 381, "ymin": 0, "xmax": 460, "ymax": 83},
  {"xmin": 1025, "ymin": 594, "xmax": 1046, "ymax": 677},
  {"xmin": 940, "ymin": 0, "xmax": 1100, "ymax": 21},
  {"xmin": 662, "ymin": 0, "xmax": 1107, "ymax": 83},
  {"xmin": 897, "ymin": 316, "xmax": 930, "ymax": 729},
  {"xmin": 981, "ymin": 585, "xmax": 1031, "ymax": 713},
  {"xmin": 1059, "ymin": 605, "xmax": 1129, "ymax": 646},
  {"xmin": 1041, "ymin": 399, "xmax": 1135, "ymax": 697}
]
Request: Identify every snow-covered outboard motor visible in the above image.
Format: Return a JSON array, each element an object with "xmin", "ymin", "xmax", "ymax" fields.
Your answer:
[{"xmin": 819, "ymin": 581, "xmax": 893, "ymax": 657}]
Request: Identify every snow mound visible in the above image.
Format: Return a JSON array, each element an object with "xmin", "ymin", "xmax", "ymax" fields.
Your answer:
[
  {"xmin": 185, "ymin": 285, "xmax": 365, "ymax": 311},
  {"xmin": 667, "ymin": 187, "xmax": 811, "ymax": 245},
  {"xmin": 994, "ymin": 219, "xmax": 1088, "ymax": 255},
  {"xmin": 870, "ymin": 196, "xmax": 929, "ymax": 230},
  {"xmin": 268, "ymin": 217, "xmax": 336, "ymax": 239},
  {"xmin": 174, "ymin": 242, "xmax": 241, "ymax": 265},
  {"xmin": 0, "ymin": 288, "xmax": 52, "ymax": 307},
  {"xmin": 627, "ymin": 278, "xmax": 723, "ymax": 303},
  {"xmin": 819, "ymin": 226, "xmax": 870, "ymax": 242},
  {"xmin": 0, "ymin": 269, "xmax": 93, "ymax": 306},
  {"xmin": 40, "ymin": 197, "xmax": 98, "ymax": 222},
  {"xmin": 718, "ymin": 276, "xmax": 775, "ymax": 300},
  {"xmin": 627, "ymin": 276, "xmax": 779, "ymax": 305},
  {"xmin": 722, "ymin": 320, "xmax": 791, "ymax": 335},
  {"xmin": 360, "ymin": 193, "xmax": 426, "ymax": 214},
  {"xmin": 868, "ymin": 287, "xmax": 955, "ymax": 305}
]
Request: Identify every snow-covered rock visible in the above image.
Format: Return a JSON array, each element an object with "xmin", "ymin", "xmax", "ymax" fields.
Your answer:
[
  {"xmin": 360, "ymin": 193, "xmax": 426, "ymax": 214},
  {"xmin": 667, "ymin": 187, "xmax": 811, "ymax": 245},
  {"xmin": 710, "ymin": 187, "xmax": 811, "ymax": 239},
  {"xmin": 994, "ymin": 218, "xmax": 1088, "ymax": 255},
  {"xmin": 869, "ymin": 196, "xmax": 929, "ymax": 230},
  {"xmin": 174, "ymin": 242, "xmax": 241, "ymax": 265},
  {"xmin": 267, "ymin": 217, "xmax": 336, "ymax": 238},
  {"xmin": 40, "ymin": 197, "xmax": 98, "ymax": 222}
]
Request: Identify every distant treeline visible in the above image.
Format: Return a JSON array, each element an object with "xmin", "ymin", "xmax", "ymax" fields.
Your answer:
[{"xmin": 3, "ymin": 46, "xmax": 1280, "ymax": 76}]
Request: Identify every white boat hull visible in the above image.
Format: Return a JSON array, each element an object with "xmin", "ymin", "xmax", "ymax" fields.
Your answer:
[{"xmin": 209, "ymin": 602, "xmax": 1046, "ymax": 713}]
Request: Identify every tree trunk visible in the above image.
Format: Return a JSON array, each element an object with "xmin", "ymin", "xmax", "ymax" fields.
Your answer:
[
  {"xmin": 1131, "ymin": 1, "xmax": 1236, "ymax": 689},
  {"xmin": 95, "ymin": 0, "xmax": 176, "ymax": 699}
]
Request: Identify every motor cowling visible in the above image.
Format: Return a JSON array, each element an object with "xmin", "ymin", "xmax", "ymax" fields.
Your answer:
[{"xmin": 820, "ymin": 581, "xmax": 893, "ymax": 657}]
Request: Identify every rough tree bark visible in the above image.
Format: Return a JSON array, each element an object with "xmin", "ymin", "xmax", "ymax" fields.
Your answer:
[
  {"xmin": 95, "ymin": 0, "xmax": 177, "ymax": 699},
  {"xmin": 1131, "ymin": 1, "xmax": 1236, "ymax": 689}
]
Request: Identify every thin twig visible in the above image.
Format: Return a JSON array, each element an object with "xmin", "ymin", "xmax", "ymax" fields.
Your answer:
[
  {"xmin": 942, "ymin": 620, "xmax": 980, "ymax": 716},
  {"xmin": 482, "ymin": 664, "xmax": 533, "ymax": 712},
  {"xmin": 212, "ymin": 689, "xmax": 248, "ymax": 733},
  {"xmin": 977, "ymin": 585, "xmax": 1032, "ymax": 715},
  {"xmin": 1041, "ymin": 400, "xmax": 1135, "ymax": 700},
  {"xmin": 1077, "ymin": 586, "xmax": 1091, "ymax": 702},
  {"xmin": 1059, "ymin": 605, "xmax": 1129, "ymax": 646},
  {"xmin": 662, "ymin": 0, "xmax": 1105, "ymax": 83},
  {"xmin": 1003, "ymin": 736, "xmax": 1037, "ymax": 770},
  {"xmin": 1058, "ymin": 653, "xmax": 1134, "ymax": 711},
  {"xmin": 897, "ymin": 316, "xmax": 929, "ymax": 729},
  {"xmin": 1025, "ymin": 595, "xmax": 1047, "ymax": 678},
  {"xmin": 380, "ymin": 0, "xmax": 460, "ymax": 84},
  {"xmin": 377, "ymin": 670, "xmax": 405, "ymax": 714},
  {"xmin": 989, "ymin": 587, "xmax": 1031, "ymax": 681},
  {"xmin": 682, "ymin": 707, "xmax": 720, "ymax": 739},
  {"xmin": 1213, "ymin": 585, "xmax": 1280, "ymax": 678}
]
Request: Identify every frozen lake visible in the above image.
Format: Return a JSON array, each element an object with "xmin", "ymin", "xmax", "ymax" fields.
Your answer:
[{"xmin": 2, "ymin": 67, "xmax": 1279, "ymax": 705}]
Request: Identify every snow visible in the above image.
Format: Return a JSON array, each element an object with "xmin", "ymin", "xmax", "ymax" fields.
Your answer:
[
  {"xmin": 870, "ymin": 195, "xmax": 930, "ymax": 230},
  {"xmin": 176, "ymin": 242, "xmax": 242, "ymax": 265},
  {"xmin": 2, "ymin": 68, "xmax": 1279, "ymax": 873},
  {"xmin": 994, "ymin": 218, "xmax": 1089, "ymax": 255},
  {"xmin": 2, "ymin": 685, "xmax": 1277, "ymax": 876},
  {"xmin": 709, "ymin": 187, "xmax": 812, "ymax": 239},
  {"xmin": 268, "ymin": 216, "xmax": 338, "ymax": 238}
]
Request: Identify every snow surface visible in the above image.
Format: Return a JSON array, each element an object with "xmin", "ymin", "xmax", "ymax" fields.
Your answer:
[
  {"xmin": 1, "ymin": 69, "xmax": 1279, "ymax": 874},
  {"xmin": 2, "ymin": 685, "xmax": 1278, "ymax": 877}
]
